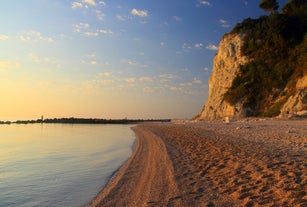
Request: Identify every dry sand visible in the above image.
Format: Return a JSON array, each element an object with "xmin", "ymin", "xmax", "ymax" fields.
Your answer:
[{"xmin": 88, "ymin": 118, "xmax": 307, "ymax": 207}]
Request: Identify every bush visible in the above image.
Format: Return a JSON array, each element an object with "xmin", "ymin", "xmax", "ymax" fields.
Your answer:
[{"xmin": 224, "ymin": 0, "xmax": 306, "ymax": 116}]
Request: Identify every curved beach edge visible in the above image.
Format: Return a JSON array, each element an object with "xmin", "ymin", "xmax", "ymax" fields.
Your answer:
[
  {"xmin": 87, "ymin": 124, "xmax": 181, "ymax": 207},
  {"xmin": 88, "ymin": 119, "xmax": 307, "ymax": 207}
]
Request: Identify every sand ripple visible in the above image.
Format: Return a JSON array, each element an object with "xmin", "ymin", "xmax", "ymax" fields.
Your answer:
[{"xmin": 89, "ymin": 119, "xmax": 307, "ymax": 207}]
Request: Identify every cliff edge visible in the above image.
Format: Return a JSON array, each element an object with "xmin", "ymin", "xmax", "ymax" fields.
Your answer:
[
  {"xmin": 195, "ymin": 33, "xmax": 249, "ymax": 120},
  {"xmin": 196, "ymin": 0, "xmax": 306, "ymax": 120}
]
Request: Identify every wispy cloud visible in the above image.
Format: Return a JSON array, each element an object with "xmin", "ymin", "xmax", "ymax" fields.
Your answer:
[
  {"xmin": 98, "ymin": 1, "xmax": 106, "ymax": 6},
  {"xmin": 99, "ymin": 72, "xmax": 111, "ymax": 77},
  {"xmin": 192, "ymin": 77, "xmax": 203, "ymax": 84},
  {"xmin": 173, "ymin": 16, "xmax": 182, "ymax": 22},
  {"xmin": 19, "ymin": 31, "xmax": 53, "ymax": 43},
  {"xmin": 125, "ymin": 78, "xmax": 136, "ymax": 83},
  {"xmin": 219, "ymin": 19, "xmax": 231, "ymax": 28},
  {"xmin": 206, "ymin": 44, "xmax": 218, "ymax": 51},
  {"xmin": 28, "ymin": 53, "xmax": 58, "ymax": 65},
  {"xmin": 84, "ymin": 31, "xmax": 99, "ymax": 37},
  {"xmin": 194, "ymin": 43, "xmax": 203, "ymax": 49},
  {"xmin": 182, "ymin": 43, "xmax": 192, "ymax": 51},
  {"xmin": 73, "ymin": 23, "xmax": 112, "ymax": 37},
  {"xmin": 0, "ymin": 61, "xmax": 20, "ymax": 72},
  {"xmin": 72, "ymin": 0, "xmax": 99, "ymax": 9},
  {"xmin": 139, "ymin": 77, "xmax": 153, "ymax": 82},
  {"xmin": 204, "ymin": 67, "xmax": 209, "ymax": 71},
  {"xmin": 121, "ymin": 59, "xmax": 148, "ymax": 69},
  {"xmin": 90, "ymin": 61, "xmax": 97, "ymax": 65},
  {"xmin": 71, "ymin": 2, "xmax": 83, "ymax": 9},
  {"xmin": 94, "ymin": 10, "xmax": 105, "ymax": 20},
  {"xmin": 197, "ymin": 0, "xmax": 211, "ymax": 6},
  {"xmin": 98, "ymin": 29, "xmax": 113, "ymax": 35},
  {"xmin": 72, "ymin": 0, "xmax": 106, "ymax": 21},
  {"xmin": 82, "ymin": 0, "xmax": 96, "ymax": 6},
  {"xmin": 0, "ymin": 35, "xmax": 9, "ymax": 41},
  {"xmin": 159, "ymin": 74, "xmax": 180, "ymax": 82},
  {"xmin": 82, "ymin": 52, "xmax": 98, "ymax": 65},
  {"xmin": 72, "ymin": 23, "xmax": 90, "ymax": 32},
  {"xmin": 116, "ymin": 14, "xmax": 126, "ymax": 21},
  {"xmin": 130, "ymin": 8, "xmax": 148, "ymax": 17}
]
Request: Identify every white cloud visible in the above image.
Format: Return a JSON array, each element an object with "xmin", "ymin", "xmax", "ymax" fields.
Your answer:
[
  {"xmin": 206, "ymin": 44, "xmax": 218, "ymax": 51},
  {"xmin": 19, "ymin": 31, "xmax": 53, "ymax": 43},
  {"xmin": 142, "ymin": 86, "xmax": 155, "ymax": 93},
  {"xmin": 71, "ymin": 2, "xmax": 83, "ymax": 9},
  {"xmin": 99, "ymin": 79, "xmax": 115, "ymax": 84},
  {"xmin": 28, "ymin": 53, "xmax": 58, "ymax": 65},
  {"xmin": 160, "ymin": 42, "xmax": 165, "ymax": 47},
  {"xmin": 130, "ymin": 8, "xmax": 148, "ymax": 17},
  {"xmin": 125, "ymin": 59, "xmax": 137, "ymax": 66},
  {"xmin": 204, "ymin": 67, "xmax": 209, "ymax": 71},
  {"xmin": 180, "ymin": 43, "xmax": 192, "ymax": 53},
  {"xmin": 82, "ymin": 0, "xmax": 96, "ymax": 6},
  {"xmin": 90, "ymin": 61, "xmax": 97, "ymax": 65},
  {"xmin": 84, "ymin": 31, "xmax": 99, "ymax": 36},
  {"xmin": 125, "ymin": 78, "xmax": 136, "ymax": 83},
  {"xmin": 99, "ymin": 29, "xmax": 113, "ymax": 35},
  {"xmin": 194, "ymin": 43, "xmax": 203, "ymax": 49},
  {"xmin": 219, "ymin": 19, "xmax": 231, "ymax": 28},
  {"xmin": 28, "ymin": 53, "xmax": 41, "ymax": 63},
  {"xmin": 88, "ymin": 52, "xmax": 96, "ymax": 58},
  {"xmin": 95, "ymin": 10, "xmax": 105, "ymax": 20},
  {"xmin": 192, "ymin": 77, "xmax": 203, "ymax": 84},
  {"xmin": 78, "ymin": 28, "xmax": 113, "ymax": 37},
  {"xmin": 116, "ymin": 14, "xmax": 125, "ymax": 21},
  {"xmin": 0, "ymin": 61, "xmax": 20, "ymax": 70},
  {"xmin": 73, "ymin": 23, "xmax": 90, "ymax": 33},
  {"xmin": 98, "ymin": 1, "xmax": 106, "ymax": 6},
  {"xmin": 198, "ymin": 0, "xmax": 211, "ymax": 6},
  {"xmin": 173, "ymin": 16, "xmax": 182, "ymax": 22},
  {"xmin": 139, "ymin": 77, "xmax": 153, "ymax": 82},
  {"xmin": 182, "ymin": 43, "xmax": 192, "ymax": 50},
  {"xmin": 159, "ymin": 74, "xmax": 180, "ymax": 81},
  {"xmin": 99, "ymin": 72, "xmax": 111, "ymax": 77},
  {"xmin": 0, "ymin": 35, "xmax": 9, "ymax": 41}
]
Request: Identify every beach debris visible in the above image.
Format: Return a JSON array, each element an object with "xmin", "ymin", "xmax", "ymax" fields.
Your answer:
[{"xmin": 225, "ymin": 117, "xmax": 230, "ymax": 124}]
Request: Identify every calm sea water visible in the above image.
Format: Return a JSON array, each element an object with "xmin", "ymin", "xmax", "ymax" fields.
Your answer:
[{"xmin": 0, "ymin": 124, "xmax": 135, "ymax": 207}]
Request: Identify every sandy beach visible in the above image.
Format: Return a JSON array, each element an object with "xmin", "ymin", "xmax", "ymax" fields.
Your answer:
[{"xmin": 88, "ymin": 118, "xmax": 307, "ymax": 207}]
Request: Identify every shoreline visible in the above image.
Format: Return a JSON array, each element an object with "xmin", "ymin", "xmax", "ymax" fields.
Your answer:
[{"xmin": 88, "ymin": 119, "xmax": 307, "ymax": 207}]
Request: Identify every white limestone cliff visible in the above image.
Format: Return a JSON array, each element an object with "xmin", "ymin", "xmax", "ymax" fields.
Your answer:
[{"xmin": 196, "ymin": 33, "xmax": 249, "ymax": 120}]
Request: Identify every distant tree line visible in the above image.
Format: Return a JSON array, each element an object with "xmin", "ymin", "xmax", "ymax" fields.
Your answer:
[{"xmin": 0, "ymin": 117, "xmax": 171, "ymax": 125}]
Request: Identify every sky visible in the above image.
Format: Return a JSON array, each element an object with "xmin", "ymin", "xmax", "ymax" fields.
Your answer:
[{"xmin": 0, "ymin": 0, "xmax": 288, "ymax": 120}]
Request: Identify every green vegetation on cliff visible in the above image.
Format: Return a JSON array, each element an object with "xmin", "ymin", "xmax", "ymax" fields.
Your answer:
[{"xmin": 224, "ymin": 0, "xmax": 307, "ymax": 117}]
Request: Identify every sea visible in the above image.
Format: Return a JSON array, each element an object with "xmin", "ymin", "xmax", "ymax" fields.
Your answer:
[{"xmin": 0, "ymin": 123, "xmax": 136, "ymax": 207}]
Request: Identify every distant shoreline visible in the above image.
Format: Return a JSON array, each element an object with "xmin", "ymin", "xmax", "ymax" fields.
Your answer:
[{"xmin": 0, "ymin": 117, "xmax": 171, "ymax": 125}]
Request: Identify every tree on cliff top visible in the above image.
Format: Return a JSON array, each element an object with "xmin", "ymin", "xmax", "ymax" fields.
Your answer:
[{"xmin": 259, "ymin": 0, "xmax": 279, "ymax": 12}]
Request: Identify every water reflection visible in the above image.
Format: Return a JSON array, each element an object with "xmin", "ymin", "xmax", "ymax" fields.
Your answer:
[{"xmin": 0, "ymin": 124, "xmax": 135, "ymax": 207}]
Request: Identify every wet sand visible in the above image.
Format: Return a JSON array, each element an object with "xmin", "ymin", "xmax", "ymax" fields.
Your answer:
[{"xmin": 88, "ymin": 118, "xmax": 307, "ymax": 207}]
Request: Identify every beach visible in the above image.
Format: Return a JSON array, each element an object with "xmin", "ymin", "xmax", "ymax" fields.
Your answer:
[{"xmin": 88, "ymin": 118, "xmax": 307, "ymax": 207}]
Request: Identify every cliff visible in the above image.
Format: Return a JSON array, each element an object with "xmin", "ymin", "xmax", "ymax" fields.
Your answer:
[
  {"xmin": 195, "ymin": 33, "xmax": 249, "ymax": 120},
  {"xmin": 196, "ymin": 1, "xmax": 307, "ymax": 120}
]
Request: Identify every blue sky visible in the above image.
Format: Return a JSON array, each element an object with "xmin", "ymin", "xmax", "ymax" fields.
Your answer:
[{"xmin": 0, "ymin": 0, "xmax": 288, "ymax": 120}]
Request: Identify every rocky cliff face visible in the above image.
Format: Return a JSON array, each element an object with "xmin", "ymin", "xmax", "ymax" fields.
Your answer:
[
  {"xmin": 195, "ymin": 33, "xmax": 249, "ymax": 120},
  {"xmin": 280, "ymin": 76, "xmax": 307, "ymax": 117},
  {"xmin": 195, "ymin": 32, "xmax": 307, "ymax": 120}
]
